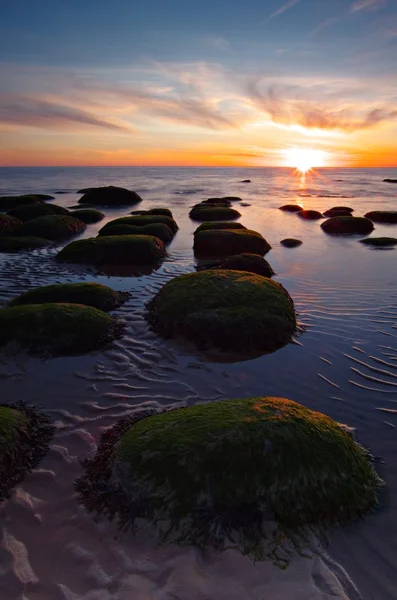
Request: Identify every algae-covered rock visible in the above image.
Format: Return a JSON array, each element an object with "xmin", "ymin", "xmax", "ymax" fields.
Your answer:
[
  {"xmin": 10, "ymin": 283, "xmax": 129, "ymax": 312},
  {"xmin": 130, "ymin": 208, "xmax": 173, "ymax": 217},
  {"xmin": 0, "ymin": 215, "xmax": 22, "ymax": 236},
  {"xmin": 0, "ymin": 303, "xmax": 123, "ymax": 356},
  {"xmin": 0, "ymin": 402, "xmax": 55, "ymax": 501},
  {"xmin": 75, "ymin": 397, "xmax": 381, "ymax": 561},
  {"xmin": 100, "ymin": 215, "xmax": 178, "ymax": 235},
  {"xmin": 297, "ymin": 210, "xmax": 323, "ymax": 220},
  {"xmin": 7, "ymin": 203, "xmax": 69, "ymax": 222},
  {"xmin": 321, "ymin": 216, "xmax": 374, "ymax": 235},
  {"xmin": 359, "ymin": 237, "xmax": 397, "ymax": 247},
  {"xmin": 279, "ymin": 204, "xmax": 303, "ymax": 213},
  {"xmin": 0, "ymin": 237, "xmax": 50, "ymax": 252},
  {"xmin": 147, "ymin": 270, "xmax": 295, "ymax": 354},
  {"xmin": 0, "ymin": 195, "xmax": 44, "ymax": 210},
  {"xmin": 56, "ymin": 235, "xmax": 166, "ymax": 267},
  {"xmin": 194, "ymin": 222, "xmax": 247, "ymax": 235},
  {"xmin": 98, "ymin": 222, "xmax": 173, "ymax": 243},
  {"xmin": 201, "ymin": 198, "xmax": 232, "ymax": 207},
  {"xmin": 216, "ymin": 253, "xmax": 275, "ymax": 277},
  {"xmin": 78, "ymin": 186, "xmax": 142, "ymax": 207},
  {"xmin": 17, "ymin": 215, "xmax": 86, "ymax": 240},
  {"xmin": 323, "ymin": 207, "xmax": 353, "ymax": 218},
  {"xmin": 280, "ymin": 238, "xmax": 302, "ymax": 248},
  {"xmin": 189, "ymin": 205, "xmax": 241, "ymax": 222},
  {"xmin": 364, "ymin": 211, "xmax": 397, "ymax": 224},
  {"xmin": 194, "ymin": 229, "xmax": 271, "ymax": 258},
  {"xmin": 70, "ymin": 209, "xmax": 105, "ymax": 224}
]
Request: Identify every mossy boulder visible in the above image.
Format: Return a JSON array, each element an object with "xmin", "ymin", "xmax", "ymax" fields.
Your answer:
[
  {"xmin": 7, "ymin": 203, "xmax": 69, "ymax": 222},
  {"xmin": 100, "ymin": 215, "xmax": 178, "ymax": 235},
  {"xmin": 98, "ymin": 223, "xmax": 173, "ymax": 244},
  {"xmin": 0, "ymin": 237, "xmax": 50, "ymax": 252},
  {"xmin": 0, "ymin": 195, "xmax": 45, "ymax": 210},
  {"xmin": 323, "ymin": 207, "xmax": 353, "ymax": 218},
  {"xmin": 364, "ymin": 211, "xmax": 397, "ymax": 224},
  {"xmin": 70, "ymin": 209, "xmax": 105, "ymax": 224},
  {"xmin": 359, "ymin": 237, "xmax": 397, "ymax": 247},
  {"xmin": 56, "ymin": 235, "xmax": 166, "ymax": 267},
  {"xmin": 17, "ymin": 215, "xmax": 86, "ymax": 240},
  {"xmin": 201, "ymin": 198, "xmax": 232, "ymax": 207},
  {"xmin": 0, "ymin": 303, "xmax": 123, "ymax": 356},
  {"xmin": 216, "ymin": 253, "xmax": 274, "ymax": 277},
  {"xmin": 10, "ymin": 283, "xmax": 129, "ymax": 312},
  {"xmin": 321, "ymin": 216, "xmax": 374, "ymax": 235},
  {"xmin": 131, "ymin": 208, "xmax": 173, "ymax": 217},
  {"xmin": 78, "ymin": 186, "xmax": 142, "ymax": 207},
  {"xmin": 194, "ymin": 229, "xmax": 271, "ymax": 258},
  {"xmin": 147, "ymin": 270, "xmax": 296, "ymax": 354},
  {"xmin": 0, "ymin": 215, "xmax": 22, "ymax": 236},
  {"xmin": 28, "ymin": 194, "xmax": 55, "ymax": 200},
  {"xmin": 75, "ymin": 397, "xmax": 380, "ymax": 561},
  {"xmin": 297, "ymin": 210, "xmax": 323, "ymax": 220},
  {"xmin": 0, "ymin": 402, "xmax": 55, "ymax": 501},
  {"xmin": 189, "ymin": 205, "xmax": 241, "ymax": 222},
  {"xmin": 279, "ymin": 204, "xmax": 303, "ymax": 213},
  {"xmin": 207, "ymin": 196, "xmax": 242, "ymax": 203},
  {"xmin": 281, "ymin": 238, "xmax": 303, "ymax": 248},
  {"xmin": 194, "ymin": 222, "xmax": 247, "ymax": 235}
]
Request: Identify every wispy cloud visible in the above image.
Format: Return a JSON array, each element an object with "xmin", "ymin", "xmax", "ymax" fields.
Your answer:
[
  {"xmin": 268, "ymin": 0, "xmax": 301, "ymax": 20},
  {"xmin": 350, "ymin": 0, "xmax": 387, "ymax": 13}
]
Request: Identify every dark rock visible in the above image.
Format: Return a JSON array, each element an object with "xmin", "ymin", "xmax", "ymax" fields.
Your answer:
[
  {"xmin": 70, "ymin": 209, "xmax": 105, "ymax": 224},
  {"xmin": 17, "ymin": 215, "xmax": 86, "ymax": 241},
  {"xmin": 0, "ymin": 215, "xmax": 22, "ymax": 236},
  {"xmin": 384, "ymin": 179, "xmax": 397, "ymax": 183},
  {"xmin": 0, "ymin": 237, "xmax": 50, "ymax": 252},
  {"xmin": 321, "ymin": 216, "xmax": 374, "ymax": 235},
  {"xmin": 323, "ymin": 207, "xmax": 353, "ymax": 218},
  {"xmin": 7, "ymin": 203, "xmax": 69, "ymax": 222},
  {"xmin": 78, "ymin": 186, "xmax": 142, "ymax": 207},
  {"xmin": 279, "ymin": 204, "xmax": 304, "ymax": 213},
  {"xmin": 281, "ymin": 238, "xmax": 303, "ymax": 248},
  {"xmin": 189, "ymin": 205, "xmax": 241, "ymax": 222},
  {"xmin": 194, "ymin": 222, "xmax": 247, "ymax": 234},
  {"xmin": 100, "ymin": 215, "xmax": 178, "ymax": 235},
  {"xmin": 217, "ymin": 253, "xmax": 274, "ymax": 277},
  {"xmin": 297, "ymin": 210, "xmax": 323, "ymax": 220},
  {"xmin": 97, "ymin": 222, "xmax": 174, "ymax": 244},
  {"xmin": 359, "ymin": 237, "xmax": 397, "ymax": 247},
  {"xmin": 0, "ymin": 195, "xmax": 44, "ymax": 211},
  {"xmin": 240, "ymin": 180, "xmax": 251, "ymax": 183},
  {"xmin": 194, "ymin": 229, "xmax": 271, "ymax": 258},
  {"xmin": 364, "ymin": 211, "xmax": 397, "ymax": 224}
]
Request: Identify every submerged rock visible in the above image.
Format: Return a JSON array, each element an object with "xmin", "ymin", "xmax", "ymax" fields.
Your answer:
[
  {"xmin": 10, "ymin": 282, "xmax": 129, "ymax": 312},
  {"xmin": 384, "ymin": 179, "xmax": 397, "ymax": 183},
  {"xmin": 364, "ymin": 211, "xmax": 397, "ymax": 224},
  {"xmin": 279, "ymin": 204, "xmax": 303, "ymax": 213},
  {"xmin": 146, "ymin": 270, "xmax": 295, "ymax": 354},
  {"xmin": 0, "ymin": 402, "xmax": 55, "ymax": 501},
  {"xmin": 17, "ymin": 215, "xmax": 86, "ymax": 240},
  {"xmin": 100, "ymin": 215, "xmax": 178, "ymax": 235},
  {"xmin": 70, "ymin": 209, "xmax": 105, "ymax": 224},
  {"xmin": 131, "ymin": 208, "xmax": 173, "ymax": 217},
  {"xmin": 201, "ymin": 198, "xmax": 232, "ymax": 207},
  {"xmin": 321, "ymin": 216, "xmax": 374, "ymax": 235},
  {"xmin": 0, "ymin": 236, "xmax": 50, "ymax": 252},
  {"xmin": 56, "ymin": 235, "xmax": 166, "ymax": 267},
  {"xmin": 0, "ymin": 195, "xmax": 44, "ymax": 210},
  {"xmin": 194, "ymin": 229, "xmax": 271, "ymax": 258},
  {"xmin": 7, "ymin": 203, "xmax": 69, "ymax": 222},
  {"xmin": 0, "ymin": 303, "xmax": 123, "ymax": 356},
  {"xmin": 281, "ymin": 238, "xmax": 303, "ymax": 248},
  {"xmin": 194, "ymin": 222, "xmax": 247, "ymax": 234},
  {"xmin": 359, "ymin": 237, "xmax": 397, "ymax": 247},
  {"xmin": 75, "ymin": 397, "xmax": 381, "ymax": 561},
  {"xmin": 189, "ymin": 205, "xmax": 241, "ymax": 222},
  {"xmin": 98, "ymin": 222, "xmax": 174, "ymax": 243},
  {"xmin": 216, "ymin": 253, "xmax": 275, "ymax": 277},
  {"xmin": 323, "ymin": 207, "xmax": 353, "ymax": 218},
  {"xmin": 297, "ymin": 210, "xmax": 323, "ymax": 220},
  {"xmin": 0, "ymin": 215, "xmax": 22, "ymax": 236},
  {"xmin": 240, "ymin": 179, "xmax": 251, "ymax": 183},
  {"xmin": 78, "ymin": 186, "xmax": 142, "ymax": 207}
]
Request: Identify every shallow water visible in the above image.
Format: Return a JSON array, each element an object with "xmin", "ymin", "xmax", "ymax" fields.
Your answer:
[{"xmin": 0, "ymin": 166, "xmax": 396, "ymax": 600}]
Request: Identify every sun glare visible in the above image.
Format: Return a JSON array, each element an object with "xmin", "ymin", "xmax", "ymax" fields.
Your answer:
[{"xmin": 283, "ymin": 148, "xmax": 327, "ymax": 173}]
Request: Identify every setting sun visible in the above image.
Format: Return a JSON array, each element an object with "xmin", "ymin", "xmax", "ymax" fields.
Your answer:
[{"xmin": 283, "ymin": 148, "xmax": 327, "ymax": 173}]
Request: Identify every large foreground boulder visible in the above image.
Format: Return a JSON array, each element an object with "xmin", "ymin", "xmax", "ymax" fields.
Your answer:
[
  {"xmin": 0, "ymin": 215, "xmax": 22, "ymax": 236},
  {"xmin": 194, "ymin": 222, "xmax": 247, "ymax": 234},
  {"xmin": 321, "ymin": 216, "xmax": 374, "ymax": 235},
  {"xmin": 100, "ymin": 215, "xmax": 178, "ymax": 235},
  {"xmin": 0, "ymin": 402, "xmax": 55, "ymax": 501},
  {"xmin": 364, "ymin": 211, "xmax": 397, "ymax": 224},
  {"xmin": 75, "ymin": 397, "xmax": 381, "ymax": 561},
  {"xmin": 0, "ymin": 303, "xmax": 123, "ymax": 356},
  {"xmin": 17, "ymin": 215, "xmax": 86, "ymax": 240},
  {"xmin": 189, "ymin": 205, "xmax": 241, "ymax": 222},
  {"xmin": 70, "ymin": 209, "xmax": 105, "ymax": 224},
  {"xmin": 56, "ymin": 235, "xmax": 166, "ymax": 267},
  {"xmin": 98, "ymin": 222, "xmax": 173, "ymax": 243},
  {"xmin": 0, "ymin": 195, "xmax": 44, "ymax": 210},
  {"xmin": 78, "ymin": 186, "xmax": 142, "ymax": 207},
  {"xmin": 0, "ymin": 237, "xmax": 50, "ymax": 252},
  {"xmin": 147, "ymin": 270, "xmax": 296, "ymax": 354},
  {"xmin": 7, "ymin": 203, "xmax": 69, "ymax": 222},
  {"xmin": 194, "ymin": 229, "xmax": 271, "ymax": 258},
  {"xmin": 10, "ymin": 283, "xmax": 129, "ymax": 312}
]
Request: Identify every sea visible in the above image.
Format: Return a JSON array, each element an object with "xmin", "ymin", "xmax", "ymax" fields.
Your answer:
[{"xmin": 0, "ymin": 166, "xmax": 396, "ymax": 600}]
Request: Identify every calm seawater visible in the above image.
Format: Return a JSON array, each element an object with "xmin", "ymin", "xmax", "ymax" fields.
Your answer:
[{"xmin": 0, "ymin": 166, "xmax": 396, "ymax": 600}]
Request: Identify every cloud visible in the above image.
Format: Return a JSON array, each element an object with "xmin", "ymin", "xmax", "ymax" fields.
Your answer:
[
  {"xmin": 350, "ymin": 0, "xmax": 387, "ymax": 13},
  {"xmin": 0, "ymin": 95, "xmax": 133, "ymax": 132},
  {"xmin": 204, "ymin": 35, "xmax": 231, "ymax": 52},
  {"xmin": 246, "ymin": 80, "xmax": 397, "ymax": 132},
  {"xmin": 268, "ymin": 0, "xmax": 301, "ymax": 20}
]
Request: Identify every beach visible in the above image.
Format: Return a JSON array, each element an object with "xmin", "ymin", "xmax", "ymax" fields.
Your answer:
[{"xmin": 0, "ymin": 166, "xmax": 396, "ymax": 600}]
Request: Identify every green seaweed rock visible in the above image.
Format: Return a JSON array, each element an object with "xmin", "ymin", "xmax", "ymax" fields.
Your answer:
[
  {"xmin": 100, "ymin": 215, "xmax": 178, "ymax": 234},
  {"xmin": 0, "ymin": 237, "xmax": 50, "ymax": 252},
  {"xmin": 75, "ymin": 397, "xmax": 381, "ymax": 561},
  {"xmin": 0, "ymin": 402, "xmax": 55, "ymax": 501},
  {"xmin": 189, "ymin": 205, "xmax": 241, "ymax": 222},
  {"xmin": 0, "ymin": 215, "xmax": 22, "ymax": 236},
  {"xmin": 10, "ymin": 283, "xmax": 129, "ymax": 312},
  {"xmin": 56, "ymin": 235, "xmax": 166, "ymax": 267},
  {"xmin": 78, "ymin": 186, "xmax": 142, "ymax": 207},
  {"xmin": 98, "ymin": 222, "xmax": 173, "ymax": 243},
  {"xmin": 0, "ymin": 303, "xmax": 123, "ymax": 356},
  {"xmin": 0, "ymin": 195, "xmax": 44, "ymax": 210},
  {"xmin": 194, "ymin": 229, "xmax": 271, "ymax": 258},
  {"xmin": 17, "ymin": 215, "xmax": 86, "ymax": 240},
  {"xmin": 194, "ymin": 222, "xmax": 247, "ymax": 234},
  {"xmin": 147, "ymin": 270, "xmax": 296, "ymax": 354},
  {"xmin": 321, "ymin": 216, "xmax": 374, "ymax": 235},
  {"xmin": 69, "ymin": 209, "xmax": 105, "ymax": 224},
  {"xmin": 7, "ymin": 203, "xmax": 69, "ymax": 222}
]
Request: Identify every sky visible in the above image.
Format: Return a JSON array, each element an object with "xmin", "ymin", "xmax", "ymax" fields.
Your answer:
[{"xmin": 0, "ymin": 0, "xmax": 396, "ymax": 167}]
